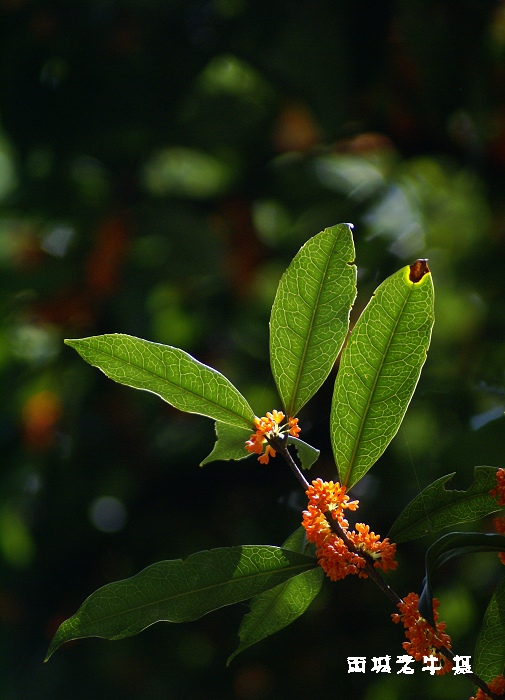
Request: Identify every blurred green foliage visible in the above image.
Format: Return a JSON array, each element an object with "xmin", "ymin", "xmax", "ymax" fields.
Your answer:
[{"xmin": 1, "ymin": 1, "xmax": 505, "ymax": 698}]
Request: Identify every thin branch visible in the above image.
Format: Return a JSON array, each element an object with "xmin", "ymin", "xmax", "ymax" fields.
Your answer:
[
  {"xmin": 269, "ymin": 434, "xmax": 309, "ymax": 491},
  {"xmin": 273, "ymin": 437, "xmax": 499, "ymax": 700}
]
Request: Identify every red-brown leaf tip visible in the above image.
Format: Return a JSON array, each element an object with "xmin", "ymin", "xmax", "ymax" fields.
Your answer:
[{"xmin": 409, "ymin": 259, "xmax": 430, "ymax": 283}]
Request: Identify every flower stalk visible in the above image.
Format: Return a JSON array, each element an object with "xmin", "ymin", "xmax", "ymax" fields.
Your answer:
[{"xmin": 270, "ymin": 426, "xmax": 503, "ymax": 700}]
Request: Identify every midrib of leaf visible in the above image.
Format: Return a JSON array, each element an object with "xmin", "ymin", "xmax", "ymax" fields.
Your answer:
[
  {"xmin": 343, "ymin": 287, "xmax": 411, "ymax": 486},
  {"xmin": 287, "ymin": 234, "xmax": 339, "ymax": 418},
  {"xmin": 70, "ymin": 559, "xmax": 314, "ymax": 633},
  {"xmin": 90, "ymin": 343, "xmax": 253, "ymax": 429},
  {"xmin": 421, "ymin": 489, "xmax": 496, "ymax": 522},
  {"xmin": 252, "ymin": 578, "xmax": 292, "ymax": 621}
]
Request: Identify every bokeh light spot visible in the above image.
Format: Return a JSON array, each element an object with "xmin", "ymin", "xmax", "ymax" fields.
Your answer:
[
  {"xmin": 233, "ymin": 663, "xmax": 274, "ymax": 700},
  {"xmin": 40, "ymin": 224, "xmax": 75, "ymax": 257},
  {"xmin": 142, "ymin": 147, "xmax": 233, "ymax": 199},
  {"xmin": 89, "ymin": 496, "xmax": 127, "ymax": 534},
  {"xmin": 0, "ymin": 505, "xmax": 34, "ymax": 568}
]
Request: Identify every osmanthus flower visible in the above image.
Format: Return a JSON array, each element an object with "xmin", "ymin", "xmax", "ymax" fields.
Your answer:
[
  {"xmin": 348, "ymin": 523, "xmax": 398, "ymax": 574},
  {"xmin": 490, "ymin": 469, "xmax": 505, "ymax": 565},
  {"xmin": 245, "ymin": 410, "xmax": 301, "ymax": 464},
  {"xmin": 392, "ymin": 592, "xmax": 453, "ymax": 675},
  {"xmin": 490, "ymin": 468, "xmax": 505, "ymax": 507},
  {"xmin": 469, "ymin": 674, "xmax": 505, "ymax": 700},
  {"xmin": 304, "ymin": 477, "xmax": 359, "ymax": 529},
  {"xmin": 301, "ymin": 478, "xmax": 397, "ymax": 581}
]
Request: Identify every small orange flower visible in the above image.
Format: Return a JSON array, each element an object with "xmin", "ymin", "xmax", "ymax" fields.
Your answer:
[
  {"xmin": 245, "ymin": 432, "xmax": 264, "ymax": 455},
  {"xmin": 392, "ymin": 592, "xmax": 452, "ymax": 674},
  {"xmin": 244, "ymin": 410, "xmax": 301, "ymax": 464},
  {"xmin": 302, "ymin": 505, "xmax": 331, "ymax": 546},
  {"xmin": 494, "ymin": 517, "xmax": 505, "ymax": 534},
  {"xmin": 469, "ymin": 674, "xmax": 505, "ymax": 700},
  {"xmin": 316, "ymin": 537, "xmax": 366, "ymax": 580},
  {"xmin": 302, "ymin": 479, "xmax": 397, "ymax": 581},
  {"xmin": 288, "ymin": 417, "xmax": 301, "ymax": 437},
  {"xmin": 490, "ymin": 468, "xmax": 505, "ymax": 507},
  {"xmin": 258, "ymin": 444, "xmax": 276, "ymax": 464},
  {"xmin": 305, "ymin": 478, "xmax": 359, "ymax": 526},
  {"xmin": 349, "ymin": 523, "xmax": 398, "ymax": 574},
  {"xmin": 492, "ymin": 516, "xmax": 505, "ymax": 565}
]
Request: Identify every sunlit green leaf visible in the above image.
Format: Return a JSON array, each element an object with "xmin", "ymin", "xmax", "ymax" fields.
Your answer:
[
  {"xmin": 331, "ymin": 261, "xmax": 434, "ymax": 489},
  {"xmin": 388, "ymin": 467, "xmax": 501, "ymax": 543},
  {"xmin": 45, "ymin": 545, "xmax": 317, "ymax": 661},
  {"xmin": 200, "ymin": 421, "xmax": 251, "ymax": 465},
  {"xmin": 65, "ymin": 334, "xmax": 256, "ymax": 429},
  {"xmin": 286, "ymin": 436, "xmax": 320, "ymax": 471},
  {"xmin": 227, "ymin": 529, "xmax": 322, "ymax": 665},
  {"xmin": 419, "ymin": 532, "xmax": 505, "ymax": 628},
  {"xmin": 474, "ymin": 578, "xmax": 505, "ymax": 683},
  {"xmin": 281, "ymin": 527, "xmax": 310, "ymax": 553},
  {"xmin": 269, "ymin": 223, "xmax": 356, "ymax": 418}
]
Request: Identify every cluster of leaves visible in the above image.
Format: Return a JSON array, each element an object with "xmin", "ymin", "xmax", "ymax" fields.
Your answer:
[{"xmin": 46, "ymin": 224, "xmax": 505, "ymax": 691}]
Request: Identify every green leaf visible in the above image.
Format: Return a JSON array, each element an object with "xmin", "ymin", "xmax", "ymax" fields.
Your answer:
[
  {"xmin": 200, "ymin": 422, "xmax": 251, "ymax": 466},
  {"xmin": 474, "ymin": 578, "xmax": 505, "ymax": 683},
  {"xmin": 199, "ymin": 427, "xmax": 320, "ymax": 470},
  {"xmin": 330, "ymin": 260, "xmax": 434, "ymax": 489},
  {"xmin": 280, "ymin": 527, "xmax": 311, "ymax": 554},
  {"xmin": 227, "ymin": 530, "xmax": 322, "ymax": 665},
  {"xmin": 419, "ymin": 532, "xmax": 505, "ymax": 628},
  {"xmin": 65, "ymin": 334, "xmax": 256, "ymax": 429},
  {"xmin": 269, "ymin": 223, "xmax": 356, "ymax": 418},
  {"xmin": 287, "ymin": 436, "xmax": 320, "ymax": 471},
  {"xmin": 45, "ymin": 545, "xmax": 317, "ymax": 661},
  {"xmin": 388, "ymin": 467, "xmax": 501, "ymax": 543}
]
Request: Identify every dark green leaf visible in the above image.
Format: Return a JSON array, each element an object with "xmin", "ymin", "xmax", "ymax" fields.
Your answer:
[
  {"xmin": 474, "ymin": 578, "xmax": 505, "ymax": 683},
  {"xmin": 227, "ymin": 529, "xmax": 322, "ymax": 665},
  {"xmin": 331, "ymin": 261, "xmax": 434, "ymax": 489},
  {"xmin": 287, "ymin": 436, "xmax": 320, "ymax": 471},
  {"xmin": 45, "ymin": 545, "xmax": 317, "ymax": 661},
  {"xmin": 200, "ymin": 421, "xmax": 251, "ymax": 465},
  {"xmin": 65, "ymin": 334, "xmax": 256, "ymax": 429},
  {"xmin": 419, "ymin": 532, "xmax": 505, "ymax": 627},
  {"xmin": 281, "ymin": 527, "xmax": 310, "ymax": 554},
  {"xmin": 270, "ymin": 223, "xmax": 356, "ymax": 418},
  {"xmin": 388, "ymin": 467, "xmax": 501, "ymax": 543}
]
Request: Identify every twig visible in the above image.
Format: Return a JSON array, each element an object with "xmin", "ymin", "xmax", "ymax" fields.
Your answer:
[{"xmin": 272, "ymin": 436, "xmax": 500, "ymax": 700}]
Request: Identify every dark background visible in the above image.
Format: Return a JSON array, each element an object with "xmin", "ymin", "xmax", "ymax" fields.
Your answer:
[{"xmin": 1, "ymin": 1, "xmax": 505, "ymax": 698}]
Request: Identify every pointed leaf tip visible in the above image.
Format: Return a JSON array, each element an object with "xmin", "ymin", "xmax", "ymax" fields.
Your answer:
[
  {"xmin": 269, "ymin": 223, "xmax": 357, "ymax": 418},
  {"xmin": 45, "ymin": 545, "xmax": 317, "ymax": 660},
  {"xmin": 64, "ymin": 334, "xmax": 256, "ymax": 429}
]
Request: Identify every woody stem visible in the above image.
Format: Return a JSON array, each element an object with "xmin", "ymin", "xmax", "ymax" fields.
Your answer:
[
  {"xmin": 327, "ymin": 512, "xmax": 404, "ymax": 607},
  {"xmin": 269, "ymin": 434, "xmax": 310, "ymax": 491},
  {"xmin": 272, "ymin": 434, "xmax": 499, "ymax": 699}
]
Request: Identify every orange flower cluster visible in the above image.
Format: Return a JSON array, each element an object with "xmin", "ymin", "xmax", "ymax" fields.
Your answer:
[
  {"xmin": 490, "ymin": 468, "xmax": 505, "ymax": 506},
  {"xmin": 392, "ymin": 592, "xmax": 453, "ymax": 674},
  {"xmin": 469, "ymin": 674, "xmax": 505, "ymax": 700},
  {"xmin": 301, "ymin": 478, "xmax": 397, "ymax": 581},
  {"xmin": 245, "ymin": 410, "xmax": 301, "ymax": 464},
  {"xmin": 490, "ymin": 468, "xmax": 505, "ymax": 566}
]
